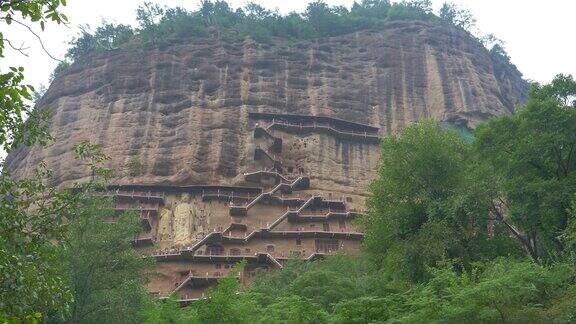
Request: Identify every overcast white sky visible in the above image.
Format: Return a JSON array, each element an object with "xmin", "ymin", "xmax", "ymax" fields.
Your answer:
[{"xmin": 3, "ymin": 0, "xmax": 575, "ymax": 90}]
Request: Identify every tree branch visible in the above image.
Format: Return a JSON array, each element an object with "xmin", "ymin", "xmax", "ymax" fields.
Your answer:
[
  {"xmin": 9, "ymin": 18, "xmax": 63, "ymax": 62},
  {"xmin": 1, "ymin": 37, "xmax": 30, "ymax": 56},
  {"xmin": 564, "ymin": 142, "xmax": 575, "ymax": 177},
  {"xmin": 490, "ymin": 200, "xmax": 540, "ymax": 262},
  {"xmin": 551, "ymin": 145, "xmax": 565, "ymax": 179},
  {"xmin": 526, "ymin": 159, "xmax": 554, "ymax": 179}
]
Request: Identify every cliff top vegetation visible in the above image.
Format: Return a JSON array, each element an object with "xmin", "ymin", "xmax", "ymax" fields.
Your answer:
[{"xmin": 52, "ymin": 0, "xmax": 517, "ymax": 80}]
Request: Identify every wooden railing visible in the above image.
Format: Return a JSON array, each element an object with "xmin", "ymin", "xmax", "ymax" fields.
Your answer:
[
  {"xmin": 254, "ymin": 126, "xmax": 282, "ymax": 153},
  {"xmin": 102, "ymin": 189, "xmax": 165, "ymax": 200},
  {"xmin": 248, "ymin": 112, "xmax": 379, "ymax": 134},
  {"xmin": 267, "ymin": 120, "xmax": 380, "ymax": 143},
  {"xmin": 132, "ymin": 235, "xmax": 153, "ymax": 246},
  {"xmin": 229, "ymin": 176, "xmax": 308, "ymax": 215},
  {"xmin": 243, "ymin": 169, "xmax": 306, "ymax": 185},
  {"xmin": 201, "ymin": 189, "xmax": 257, "ymax": 202}
]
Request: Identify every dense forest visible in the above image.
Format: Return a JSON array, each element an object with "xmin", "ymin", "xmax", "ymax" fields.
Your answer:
[{"xmin": 1, "ymin": 1, "xmax": 575, "ymax": 323}]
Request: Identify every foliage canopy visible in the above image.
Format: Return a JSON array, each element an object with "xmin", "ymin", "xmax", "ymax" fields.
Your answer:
[
  {"xmin": 59, "ymin": 0, "xmax": 513, "ymax": 74},
  {"xmin": 0, "ymin": 1, "xmax": 70, "ymax": 321}
]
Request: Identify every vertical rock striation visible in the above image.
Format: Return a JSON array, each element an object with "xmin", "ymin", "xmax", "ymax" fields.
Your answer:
[{"xmin": 6, "ymin": 21, "xmax": 528, "ymax": 195}]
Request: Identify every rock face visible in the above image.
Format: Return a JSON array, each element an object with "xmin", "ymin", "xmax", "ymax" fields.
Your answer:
[
  {"xmin": 6, "ymin": 20, "xmax": 527, "ymax": 193},
  {"xmin": 5, "ymin": 20, "xmax": 529, "ymax": 300}
]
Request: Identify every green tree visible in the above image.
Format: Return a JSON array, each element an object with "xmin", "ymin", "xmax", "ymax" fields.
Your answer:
[
  {"xmin": 0, "ymin": 0, "xmax": 67, "ymax": 151},
  {"xmin": 388, "ymin": 0, "xmax": 434, "ymax": 20},
  {"xmin": 31, "ymin": 141, "xmax": 152, "ymax": 323},
  {"xmin": 304, "ymin": 1, "xmax": 337, "ymax": 36},
  {"xmin": 249, "ymin": 254, "xmax": 382, "ymax": 313},
  {"xmin": 140, "ymin": 296, "xmax": 200, "ymax": 324},
  {"xmin": 58, "ymin": 194, "xmax": 152, "ymax": 324},
  {"xmin": 50, "ymin": 60, "xmax": 71, "ymax": 82},
  {"xmin": 234, "ymin": 3, "xmax": 274, "ymax": 43},
  {"xmin": 258, "ymin": 296, "xmax": 329, "ymax": 323},
  {"xmin": 194, "ymin": 261, "xmax": 255, "ymax": 323},
  {"xmin": 0, "ymin": 1, "xmax": 70, "ymax": 321},
  {"xmin": 0, "ymin": 67, "xmax": 51, "ymax": 151},
  {"xmin": 363, "ymin": 121, "xmax": 520, "ymax": 282},
  {"xmin": 480, "ymin": 34, "xmax": 513, "ymax": 66},
  {"xmin": 439, "ymin": 2, "xmax": 476, "ymax": 31},
  {"xmin": 395, "ymin": 259, "xmax": 576, "ymax": 323},
  {"xmin": 155, "ymin": 7, "xmax": 207, "ymax": 40},
  {"xmin": 136, "ymin": 2, "xmax": 165, "ymax": 44},
  {"xmin": 66, "ymin": 23, "xmax": 134, "ymax": 62},
  {"xmin": 140, "ymin": 261, "xmax": 260, "ymax": 323},
  {"xmin": 0, "ymin": 164, "xmax": 75, "ymax": 320},
  {"xmin": 490, "ymin": 43, "xmax": 511, "ymax": 64},
  {"xmin": 475, "ymin": 74, "xmax": 576, "ymax": 262},
  {"xmin": 332, "ymin": 296, "xmax": 391, "ymax": 323},
  {"xmin": 561, "ymin": 196, "xmax": 576, "ymax": 263}
]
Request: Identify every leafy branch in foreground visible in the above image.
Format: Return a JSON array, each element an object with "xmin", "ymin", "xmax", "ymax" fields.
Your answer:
[
  {"xmin": 0, "ymin": 1, "xmax": 69, "ymax": 321},
  {"xmin": 0, "ymin": 67, "xmax": 51, "ymax": 152},
  {"xmin": 58, "ymin": 193, "xmax": 152, "ymax": 324},
  {"xmin": 0, "ymin": 162, "xmax": 75, "ymax": 319}
]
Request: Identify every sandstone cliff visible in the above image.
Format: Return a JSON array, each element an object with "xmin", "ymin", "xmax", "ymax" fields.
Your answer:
[{"xmin": 6, "ymin": 20, "xmax": 528, "ymax": 196}]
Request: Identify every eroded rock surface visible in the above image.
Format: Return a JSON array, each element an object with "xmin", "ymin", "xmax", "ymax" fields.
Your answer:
[{"xmin": 6, "ymin": 21, "xmax": 528, "ymax": 196}]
